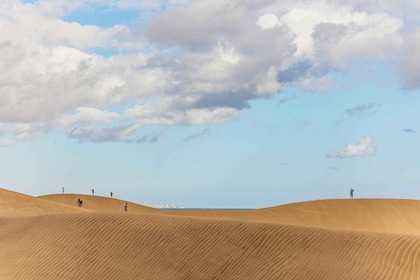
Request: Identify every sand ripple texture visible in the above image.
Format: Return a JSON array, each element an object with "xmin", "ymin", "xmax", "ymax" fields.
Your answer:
[{"xmin": 0, "ymin": 188, "xmax": 419, "ymax": 280}]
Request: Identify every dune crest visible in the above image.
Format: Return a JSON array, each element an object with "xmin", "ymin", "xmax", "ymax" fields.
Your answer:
[
  {"xmin": 0, "ymin": 188, "xmax": 87, "ymax": 215},
  {"xmin": 167, "ymin": 199, "xmax": 420, "ymax": 235}
]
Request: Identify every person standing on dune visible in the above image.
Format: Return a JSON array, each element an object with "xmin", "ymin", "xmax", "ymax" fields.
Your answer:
[
  {"xmin": 350, "ymin": 188, "xmax": 354, "ymax": 199},
  {"xmin": 92, "ymin": 188, "xmax": 94, "ymax": 196},
  {"xmin": 62, "ymin": 187, "xmax": 64, "ymax": 194},
  {"xmin": 110, "ymin": 191, "xmax": 113, "ymax": 198},
  {"xmin": 124, "ymin": 202, "xmax": 128, "ymax": 212}
]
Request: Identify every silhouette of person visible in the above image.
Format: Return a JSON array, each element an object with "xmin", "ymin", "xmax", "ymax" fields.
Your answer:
[
  {"xmin": 124, "ymin": 202, "xmax": 128, "ymax": 212},
  {"xmin": 78, "ymin": 198, "xmax": 83, "ymax": 207},
  {"xmin": 110, "ymin": 191, "xmax": 113, "ymax": 198},
  {"xmin": 92, "ymin": 188, "xmax": 94, "ymax": 196},
  {"xmin": 62, "ymin": 187, "xmax": 64, "ymax": 194},
  {"xmin": 350, "ymin": 188, "xmax": 354, "ymax": 199}
]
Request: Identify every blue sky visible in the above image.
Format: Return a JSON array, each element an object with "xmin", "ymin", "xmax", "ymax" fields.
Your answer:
[{"xmin": 0, "ymin": 0, "xmax": 419, "ymax": 208}]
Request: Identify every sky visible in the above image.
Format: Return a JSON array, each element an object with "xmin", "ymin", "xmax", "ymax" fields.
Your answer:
[{"xmin": 0, "ymin": 0, "xmax": 419, "ymax": 208}]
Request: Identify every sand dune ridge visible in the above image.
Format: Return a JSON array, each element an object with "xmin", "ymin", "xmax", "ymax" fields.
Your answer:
[{"xmin": 0, "ymin": 188, "xmax": 419, "ymax": 279}]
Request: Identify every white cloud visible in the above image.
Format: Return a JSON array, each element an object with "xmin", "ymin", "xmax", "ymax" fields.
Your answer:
[
  {"xmin": 185, "ymin": 107, "xmax": 243, "ymax": 125},
  {"xmin": 0, "ymin": 2, "xmax": 130, "ymax": 50},
  {"xmin": 0, "ymin": 123, "xmax": 43, "ymax": 146},
  {"xmin": 57, "ymin": 107, "xmax": 120, "ymax": 128},
  {"xmin": 256, "ymin": 66, "xmax": 281, "ymax": 96},
  {"xmin": 0, "ymin": 0, "xmax": 418, "ymax": 145},
  {"xmin": 300, "ymin": 76, "xmax": 339, "ymax": 92},
  {"xmin": 327, "ymin": 137, "xmax": 375, "ymax": 159},
  {"xmin": 126, "ymin": 99, "xmax": 244, "ymax": 126},
  {"xmin": 278, "ymin": 2, "xmax": 403, "ymax": 67},
  {"xmin": 256, "ymin": 13, "xmax": 280, "ymax": 30}
]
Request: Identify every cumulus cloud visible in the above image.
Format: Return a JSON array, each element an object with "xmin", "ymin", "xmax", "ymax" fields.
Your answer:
[
  {"xmin": 0, "ymin": 123, "xmax": 44, "ymax": 146},
  {"xmin": 0, "ymin": 0, "xmax": 418, "ymax": 145},
  {"xmin": 126, "ymin": 100, "xmax": 244, "ymax": 126},
  {"xmin": 327, "ymin": 137, "xmax": 375, "ymax": 159},
  {"xmin": 256, "ymin": 13, "xmax": 280, "ymax": 30},
  {"xmin": 57, "ymin": 107, "xmax": 120, "ymax": 128},
  {"xmin": 278, "ymin": 2, "xmax": 403, "ymax": 65}
]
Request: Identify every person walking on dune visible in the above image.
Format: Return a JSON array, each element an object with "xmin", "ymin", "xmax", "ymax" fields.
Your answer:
[
  {"xmin": 124, "ymin": 202, "xmax": 128, "ymax": 212},
  {"xmin": 350, "ymin": 188, "xmax": 354, "ymax": 199},
  {"xmin": 110, "ymin": 191, "xmax": 113, "ymax": 198},
  {"xmin": 62, "ymin": 187, "xmax": 64, "ymax": 194},
  {"xmin": 92, "ymin": 188, "xmax": 94, "ymax": 196}
]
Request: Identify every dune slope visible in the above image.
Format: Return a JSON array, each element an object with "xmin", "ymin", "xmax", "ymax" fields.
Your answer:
[
  {"xmin": 167, "ymin": 199, "xmax": 420, "ymax": 235},
  {"xmin": 1, "ymin": 189, "xmax": 420, "ymax": 279},
  {"xmin": 0, "ymin": 188, "xmax": 87, "ymax": 215},
  {"xmin": 0, "ymin": 213, "xmax": 419, "ymax": 280},
  {"xmin": 39, "ymin": 194, "xmax": 158, "ymax": 214}
]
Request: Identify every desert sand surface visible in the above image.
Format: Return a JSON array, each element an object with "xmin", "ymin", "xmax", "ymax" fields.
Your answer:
[
  {"xmin": 0, "ymin": 188, "xmax": 419, "ymax": 279},
  {"xmin": 166, "ymin": 199, "xmax": 420, "ymax": 235},
  {"xmin": 39, "ymin": 193, "xmax": 158, "ymax": 214},
  {"xmin": 0, "ymin": 188, "xmax": 88, "ymax": 215}
]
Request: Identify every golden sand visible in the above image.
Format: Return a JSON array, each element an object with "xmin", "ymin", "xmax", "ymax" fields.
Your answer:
[{"xmin": 0, "ymin": 188, "xmax": 419, "ymax": 279}]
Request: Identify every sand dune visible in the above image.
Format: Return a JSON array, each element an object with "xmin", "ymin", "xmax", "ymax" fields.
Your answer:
[
  {"xmin": 166, "ymin": 199, "xmax": 420, "ymax": 235},
  {"xmin": 0, "ymin": 188, "xmax": 419, "ymax": 279},
  {"xmin": 0, "ymin": 188, "xmax": 87, "ymax": 215},
  {"xmin": 39, "ymin": 193, "xmax": 158, "ymax": 214}
]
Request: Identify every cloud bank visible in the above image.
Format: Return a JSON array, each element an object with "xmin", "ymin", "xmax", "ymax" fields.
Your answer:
[{"xmin": 0, "ymin": 0, "xmax": 418, "ymax": 144}]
